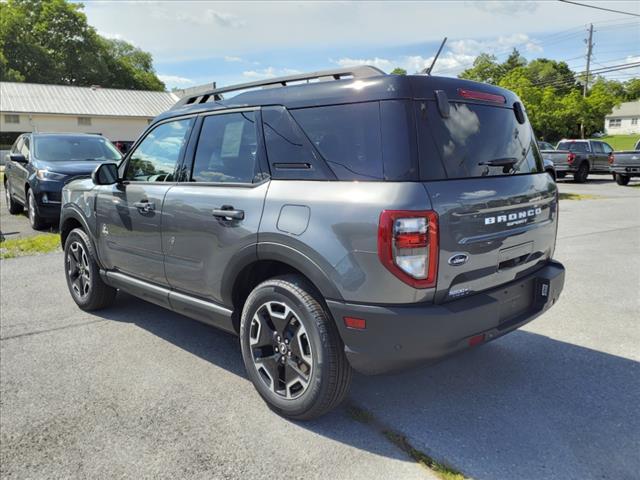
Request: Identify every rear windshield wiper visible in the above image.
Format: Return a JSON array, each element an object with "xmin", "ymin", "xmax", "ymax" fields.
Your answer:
[{"xmin": 478, "ymin": 157, "xmax": 518, "ymax": 167}]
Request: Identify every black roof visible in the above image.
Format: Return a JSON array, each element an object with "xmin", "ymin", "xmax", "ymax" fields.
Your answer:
[{"xmin": 155, "ymin": 66, "xmax": 520, "ymax": 124}]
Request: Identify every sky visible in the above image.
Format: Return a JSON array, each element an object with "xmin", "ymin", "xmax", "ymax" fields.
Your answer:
[{"xmin": 80, "ymin": 0, "xmax": 640, "ymax": 90}]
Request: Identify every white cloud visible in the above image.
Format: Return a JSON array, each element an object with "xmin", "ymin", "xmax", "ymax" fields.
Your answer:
[
  {"xmin": 154, "ymin": 8, "xmax": 245, "ymax": 28},
  {"xmin": 242, "ymin": 67, "xmax": 302, "ymax": 79},
  {"xmin": 158, "ymin": 74, "xmax": 194, "ymax": 86},
  {"xmin": 450, "ymin": 34, "xmax": 542, "ymax": 56},
  {"xmin": 332, "ymin": 57, "xmax": 395, "ymax": 71},
  {"xmin": 224, "ymin": 56, "xmax": 244, "ymax": 63},
  {"xmin": 468, "ymin": 1, "xmax": 539, "ymax": 15}
]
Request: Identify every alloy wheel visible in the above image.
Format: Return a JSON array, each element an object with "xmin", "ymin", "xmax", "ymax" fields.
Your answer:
[
  {"xmin": 249, "ymin": 301, "xmax": 313, "ymax": 399},
  {"xmin": 67, "ymin": 241, "xmax": 91, "ymax": 299}
]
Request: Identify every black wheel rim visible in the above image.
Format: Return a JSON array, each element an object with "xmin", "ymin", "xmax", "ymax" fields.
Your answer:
[
  {"xmin": 67, "ymin": 241, "xmax": 91, "ymax": 299},
  {"xmin": 249, "ymin": 301, "xmax": 313, "ymax": 399}
]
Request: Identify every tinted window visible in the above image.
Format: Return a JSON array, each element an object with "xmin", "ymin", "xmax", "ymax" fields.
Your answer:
[
  {"xmin": 291, "ymin": 102, "xmax": 383, "ymax": 180},
  {"xmin": 125, "ymin": 118, "xmax": 193, "ymax": 182},
  {"xmin": 557, "ymin": 141, "xmax": 589, "ymax": 153},
  {"xmin": 262, "ymin": 106, "xmax": 334, "ymax": 180},
  {"xmin": 601, "ymin": 143, "xmax": 613, "ymax": 154},
  {"xmin": 592, "ymin": 142, "xmax": 604, "ymax": 153},
  {"xmin": 417, "ymin": 101, "xmax": 543, "ymax": 180},
  {"xmin": 192, "ymin": 112, "xmax": 258, "ymax": 183},
  {"xmin": 34, "ymin": 136, "xmax": 121, "ymax": 162}
]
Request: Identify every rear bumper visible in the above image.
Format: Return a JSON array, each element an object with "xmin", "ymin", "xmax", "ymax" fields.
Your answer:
[
  {"xmin": 327, "ymin": 260, "xmax": 565, "ymax": 375},
  {"xmin": 554, "ymin": 165, "xmax": 576, "ymax": 173},
  {"xmin": 610, "ymin": 165, "xmax": 640, "ymax": 177}
]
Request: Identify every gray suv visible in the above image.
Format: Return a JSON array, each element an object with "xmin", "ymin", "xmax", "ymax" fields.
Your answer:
[{"xmin": 60, "ymin": 67, "xmax": 565, "ymax": 419}]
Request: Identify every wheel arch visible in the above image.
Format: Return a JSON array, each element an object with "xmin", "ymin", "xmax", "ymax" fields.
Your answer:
[
  {"xmin": 60, "ymin": 207, "xmax": 99, "ymax": 260},
  {"xmin": 225, "ymin": 245, "xmax": 343, "ymax": 333}
]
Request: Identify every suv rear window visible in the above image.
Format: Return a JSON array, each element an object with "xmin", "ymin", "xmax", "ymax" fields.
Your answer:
[
  {"xmin": 417, "ymin": 101, "xmax": 543, "ymax": 180},
  {"xmin": 557, "ymin": 141, "xmax": 589, "ymax": 153}
]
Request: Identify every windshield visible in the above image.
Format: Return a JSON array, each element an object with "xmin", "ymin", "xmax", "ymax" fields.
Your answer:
[
  {"xmin": 417, "ymin": 101, "xmax": 543, "ymax": 180},
  {"xmin": 34, "ymin": 136, "xmax": 122, "ymax": 162},
  {"xmin": 557, "ymin": 141, "xmax": 589, "ymax": 153}
]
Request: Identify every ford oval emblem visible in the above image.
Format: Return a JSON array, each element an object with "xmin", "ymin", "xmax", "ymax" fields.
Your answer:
[{"xmin": 448, "ymin": 253, "xmax": 468, "ymax": 266}]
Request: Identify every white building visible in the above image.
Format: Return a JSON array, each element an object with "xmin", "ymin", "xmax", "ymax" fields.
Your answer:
[
  {"xmin": 0, "ymin": 82, "xmax": 179, "ymax": 150},
  {"xmin": 604, "ymin": 100, "xmax": 640, "ymax": 135}
]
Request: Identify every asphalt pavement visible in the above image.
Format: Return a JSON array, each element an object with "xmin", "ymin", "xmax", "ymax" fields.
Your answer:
[{"xmin": 1, "ymin": 177, "xmax": 639, "ymax": 479}]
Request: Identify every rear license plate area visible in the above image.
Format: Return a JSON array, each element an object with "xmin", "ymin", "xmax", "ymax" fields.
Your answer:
[{"xmin": 497, "ymin": 279, "xmax": 534, "ymax": 324}]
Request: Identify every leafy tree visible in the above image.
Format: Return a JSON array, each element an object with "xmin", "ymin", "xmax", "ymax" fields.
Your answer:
[
  {"xmin": 0, "ymin": 0, "xmax": 164, "ymax": 91},
  {"xmin": 459, "ymin": 53, "xmax": 503, "ymax": 84},
  {"xmin": 623, "ymin": 78, "xmax": 640, "ymax": 101},
  {"xmin": 390, "ymin": 67, "xmax": 407, "ymax": 75}
]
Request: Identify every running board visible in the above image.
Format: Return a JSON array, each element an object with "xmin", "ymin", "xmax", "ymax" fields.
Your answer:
[{"xmin": 101, "ymin": 270, "xmax": 236, "ymax": 334}]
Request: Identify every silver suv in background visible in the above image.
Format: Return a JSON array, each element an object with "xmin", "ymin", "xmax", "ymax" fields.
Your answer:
[{"xmin": 60, "ymin": 67, "xmax": 565, "ymax": 419}]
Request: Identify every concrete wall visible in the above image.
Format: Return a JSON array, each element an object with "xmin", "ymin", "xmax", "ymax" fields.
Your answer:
[
  {"xmin": 605, "ymin": 116, "xmax": 640, "ymax": 135},
  {"xmin": 0, "ymin": 113, "xmax": 152, "ymax": 142}
]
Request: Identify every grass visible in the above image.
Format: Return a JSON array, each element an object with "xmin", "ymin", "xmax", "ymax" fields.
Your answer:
[
  {"xmin": 347, "ymin": 404, "xmax": 465, "ymax": 480},
  {"xmin": 0, "ymin": 233, "xmax": 61, "ymax": 259},
  {"xmin": 558, "ymin": 192, "xmax": 601, "ymax": 200},
  {"xmin": 596, "ymin": 135, "xmax": 639, "ymax": 151}
]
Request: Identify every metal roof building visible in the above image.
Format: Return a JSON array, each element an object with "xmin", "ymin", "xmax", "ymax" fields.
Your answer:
[{"xmin": 0, "ymin": 82, "xmax": 179, "ymax": 150}]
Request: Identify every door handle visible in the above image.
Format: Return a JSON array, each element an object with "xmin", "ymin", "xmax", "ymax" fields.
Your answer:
[
  {"xmin": 133, "ymin": 200, "xmax": 155, "ymax": 212},
  {"xmin": 212, "ymin": 205, "xmax": 244, "ymax": 220}
]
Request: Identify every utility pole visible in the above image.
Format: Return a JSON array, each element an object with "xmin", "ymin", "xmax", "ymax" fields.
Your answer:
[{"xmin": 581, "ymin": 23, "xmax": 594, "ymax": 139}]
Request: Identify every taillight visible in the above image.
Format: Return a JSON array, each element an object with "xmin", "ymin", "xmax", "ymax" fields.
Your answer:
[
  {"xmin": 567, "ymin": 152, "xmax": 576, "ymax": 165},
  {"xmin": 608, "ymin": 153, "xmax": 615, "ymax": 164},
  {"xmin": 378, "ymin": 210, "xmax": 438, "ymax": 288}
]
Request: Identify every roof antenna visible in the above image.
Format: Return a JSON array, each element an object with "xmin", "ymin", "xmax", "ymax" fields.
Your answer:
[{"xmin": 422, "ymin": 37, "xmax": 448, "ymax": 75}]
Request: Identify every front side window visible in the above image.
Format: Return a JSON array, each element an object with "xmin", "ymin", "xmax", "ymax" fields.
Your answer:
[
  {"xmin": 191, "ymin": 111, "xmax": 258, "ymax": 183},
  {"xmin": 125, "ymin": 118, "xmax": 193, "ymax": 182}
]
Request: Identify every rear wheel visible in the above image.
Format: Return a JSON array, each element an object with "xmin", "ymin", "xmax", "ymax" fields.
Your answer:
[
  {"xmin": 573, "ymin": 162, "xmax": 589, "ymax": 183},
  {"xmin": 64, "ymin": 228, "xmax": 117, "ymax": 311},
  {"xmin": 615, "ymin": 173, "xmax": 630, "ymax": 186},
  {"xmin": 27, "ymin": 189, "xmax": 47, "ymax": 230},
  {"xmin": 4, "ymin": 181, "xmax": 23, "ymax": 214},
  {"xmin": 240, "ymin": 275, "xmax": 352, "ymax": 420}
]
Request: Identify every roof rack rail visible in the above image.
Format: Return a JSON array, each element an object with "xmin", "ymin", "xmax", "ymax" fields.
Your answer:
[{"xmin": 172, "ymin": 65, "xmax": 386, "ymax": 109}]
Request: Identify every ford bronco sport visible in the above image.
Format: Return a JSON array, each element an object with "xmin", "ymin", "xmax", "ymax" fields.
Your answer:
[{"xmin": 60, "ymin": 67, "xmax": 565, "ymax": 420}]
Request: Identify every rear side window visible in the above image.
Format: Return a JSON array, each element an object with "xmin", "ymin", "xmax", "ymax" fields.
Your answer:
[
  {"xmin": 192, "ymin": 111, "xmax": 259, "ymax": 183},
  {"xmin": 417, "ymin": 101, "xmax": 543, "ymax": 180},
  {"xmin": 291, "ymin": 102, "xmax": 383, "ymax": 180},
  {"xmin": 592, "ymin": 142, "xmax": 603, "ymax": 153},
  {"xmin": 557, "ymin": 141, "xmax": 589, "ymax": 153}
]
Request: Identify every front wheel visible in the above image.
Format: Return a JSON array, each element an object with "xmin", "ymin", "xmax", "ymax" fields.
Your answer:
[
  {"xmin": 27, "ymin": 189, "xmax": 47, "ymax": 230},
  {"xmin": 240, "ymin": 275, "xmax": 352, "ymax": 420},
  {"xmin": 615, "ymin": 173, "xmax": 630, "ymax": 186},
  {"xmin": 64, "ymin": 228, "xmax": 117, "ymax": 311}
]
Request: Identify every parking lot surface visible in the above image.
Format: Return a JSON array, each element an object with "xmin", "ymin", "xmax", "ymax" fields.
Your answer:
[{"xmin": 1, "ymin": 178, "xmax": 639, "ymax": 479}]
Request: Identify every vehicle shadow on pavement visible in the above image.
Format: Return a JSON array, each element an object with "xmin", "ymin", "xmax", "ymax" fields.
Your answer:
[{"xmin": 99, "ymin": 293, "xmax": 639, "ymax": 480}]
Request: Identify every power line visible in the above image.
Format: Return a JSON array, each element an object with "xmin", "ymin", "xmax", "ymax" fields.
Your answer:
[{"xmin": 558, "ymin": 0, "xmax": 640, "ymax": 18}]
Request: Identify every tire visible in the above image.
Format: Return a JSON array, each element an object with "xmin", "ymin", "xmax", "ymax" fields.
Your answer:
[
  {"xmin": 615, "ymin": 173, "xmax": 630, "ymax": 186},
  {"xmin": 64, "ymin": 228, "xmax": 117, "ymax": 311},
  {"xmin": 27, "ymin": 188, "xmax": 47, "ymax": 230},
  {"xmin": 240, "ymin": 275, "xmax": 352, "ymax": 420},
  {"xmin": 573, "ymin": 162, "xmax": 589, "ymax": 183},
  {"xmin": 4, "ymin": 181, "xmax": 23, "ymax": 214}
]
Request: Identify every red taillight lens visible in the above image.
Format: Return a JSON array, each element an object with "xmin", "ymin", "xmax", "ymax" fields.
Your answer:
[
  {"xmin": 458, "ymin": 88, "xmax": 506, "ymax": 104},
  {"xmin": 567, "ymin": 152, "xmax": 576, "ymax": 165},
  {"xmin": 378, "ymin": 210, "xmax": 438, "ymax": 288},
  {"xmin": 608, "ymin": 153, "xmax": 615, "ymax": 164}
]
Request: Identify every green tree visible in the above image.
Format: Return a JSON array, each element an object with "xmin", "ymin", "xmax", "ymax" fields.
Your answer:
[
  {"xmin": 459, "ymin": 53, "xmax": 503, "ymax": 83},
  {"xmin": 623, "ymin": 78, "xmax": 640, "ymax": 101},
  {"xmin": 0, "ymin": 0, "xmax": 164, "ymax": 90},
  {"xmin": 390, "ymin": 67, "xmax": 407, "ymax": 75}
]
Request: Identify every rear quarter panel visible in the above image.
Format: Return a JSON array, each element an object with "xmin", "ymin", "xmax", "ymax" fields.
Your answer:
[{"xmin": 259, "ymin": 180, "xmax": 434, "ymax": 304}]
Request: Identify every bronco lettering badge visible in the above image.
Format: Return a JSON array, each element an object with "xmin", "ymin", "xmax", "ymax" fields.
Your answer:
[{"xmin": 484, "ymin": 207, "xmax": 542, "ymax": 227}]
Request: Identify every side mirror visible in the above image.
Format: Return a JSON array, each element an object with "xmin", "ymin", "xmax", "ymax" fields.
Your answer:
[
  {"xmin": 9, "ymin": 153, "xmax": 27, "ymax": 163},
  {"xmin": 92, "ymin": 163, "xmax": 119, "ymax": 185}
]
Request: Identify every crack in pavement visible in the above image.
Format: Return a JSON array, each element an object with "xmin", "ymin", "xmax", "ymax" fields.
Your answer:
[{"xmin": 0, "ymin": 319, "xmax": 106, "ymax": 341}]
